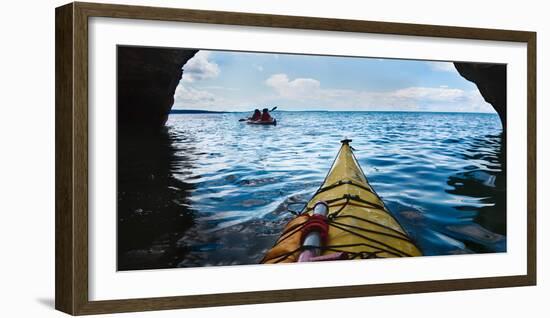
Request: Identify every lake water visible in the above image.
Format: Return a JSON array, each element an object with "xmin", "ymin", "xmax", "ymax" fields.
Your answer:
[{"xmin": 117, "ymin": 111, "xmax": 505, "ymax": 270}]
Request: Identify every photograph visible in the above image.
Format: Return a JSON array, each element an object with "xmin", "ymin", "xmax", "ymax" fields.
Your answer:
[{"xmin": 116, "ymin": 46, "xmax": 506, "ymax": 271}]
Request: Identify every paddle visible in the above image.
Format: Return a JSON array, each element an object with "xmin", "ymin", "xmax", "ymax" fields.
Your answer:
[{"xmin": 239, "ymin": 106, "xmax": 277, "ymax": 121}]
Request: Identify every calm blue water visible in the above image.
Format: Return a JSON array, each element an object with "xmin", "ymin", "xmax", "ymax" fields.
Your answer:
[{"xmin": 165, "ymin": 111, "xmax": 505, "ymax": 267}]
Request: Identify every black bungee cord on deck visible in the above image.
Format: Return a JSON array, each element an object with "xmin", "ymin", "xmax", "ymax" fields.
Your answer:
[{"xmin": 261, "ymin": 179, "xmax": 416, "ymax": 263}]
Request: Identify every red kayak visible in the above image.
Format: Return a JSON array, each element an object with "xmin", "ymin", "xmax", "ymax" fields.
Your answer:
[{"xmin": 246, "ymin": 118, "xmax": 277, "ymax": 126}]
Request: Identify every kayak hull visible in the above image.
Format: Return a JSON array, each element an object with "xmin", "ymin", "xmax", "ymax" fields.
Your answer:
[
  {"xmin": 246, "ymin": 119, "xmax": 277, "ymax": 126},
  {"xmin": 261, "ymin": 140, "xmax": 421, "ymax": 264}
]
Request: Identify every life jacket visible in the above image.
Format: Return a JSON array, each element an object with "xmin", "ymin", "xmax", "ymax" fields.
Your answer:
[
  {"xmin": 261, "ymin": 112, "xmax": 272, "ymax": 121},
  {"xmin": 251, "ymin": 112, "xmax": 261, "ymax": 121}
]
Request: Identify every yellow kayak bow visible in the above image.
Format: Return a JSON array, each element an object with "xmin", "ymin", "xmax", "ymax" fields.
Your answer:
[{"xmin": 261, "ymin": 139, "xmax": 422, "ymax": 264}]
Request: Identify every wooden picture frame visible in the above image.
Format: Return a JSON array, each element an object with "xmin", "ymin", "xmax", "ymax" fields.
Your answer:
[{"xmin": 55, "ymin": 1, "xmax": 536, "ymax": 315}]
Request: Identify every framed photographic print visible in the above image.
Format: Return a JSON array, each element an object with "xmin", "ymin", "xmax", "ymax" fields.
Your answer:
[{"xmin": 55, "ymin": 2, "xmax": 536, "ymax": 315}]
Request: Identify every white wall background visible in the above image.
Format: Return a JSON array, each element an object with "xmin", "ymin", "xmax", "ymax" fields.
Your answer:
[{"xmin": 0, "ymin": 0, "xmax": 546, "ymax": 317}]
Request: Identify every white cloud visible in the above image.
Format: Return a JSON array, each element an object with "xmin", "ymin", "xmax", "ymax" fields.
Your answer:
[
  {"xmin": 264, "ymin": 73, "xmax": 495, "ymax": 113},
  {"xmin": 174, "ymin": 85, "xmax": 216, "ymax": 106},
  {"xmin": 181, "ymin": 51, "xmax": 220, "ymax": 82},
  {"xmin": 265, "ymin": 73, "xmax": 466, "ymax": 104},
  {"xmin": 426, "ymin": 61, "xmax": 457, "ymax": 73},
  {"xmin": 173, "ymin": 84, "xmax": 254, "ymax": 111},
  {"xmin": 391, "ymin": 86, "xmax": 464, "ymax": 102},
  {"xmin": 265, "ymin": 74, "xmax": 321, "ymax": 99},
  {"xmin": 173, "ymin": 71, "xmax": 494, "ymax": 113},
  {"xmin": 461, "ymin": 90, "xmax": 495, "ymax": 113},
  {"xmin": 201, "ymin": 85, "xmax": 239, "ymax": 91}
]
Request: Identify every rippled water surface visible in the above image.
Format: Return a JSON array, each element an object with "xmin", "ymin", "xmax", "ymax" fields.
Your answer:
[{"xmin": 117, "ymin": 111, "xmax": 505, "ymax": 270}]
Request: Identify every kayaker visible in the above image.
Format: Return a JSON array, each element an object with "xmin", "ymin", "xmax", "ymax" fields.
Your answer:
[
  {"xmin": 260, "ymin": 108, "xmax": 273, "ymax": 121},
  {"xmin": 250, "ymin": 109, "xmax": 261, "ymax": 121}
]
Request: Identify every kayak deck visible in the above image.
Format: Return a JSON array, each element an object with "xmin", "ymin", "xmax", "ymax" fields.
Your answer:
[
  {"xmin": 246, "ymin": 118, "xmax": 277, "ymax": 125},
  {"xmin": 261, "ymin": 140, "xmax": 421, "ymax": 264}
]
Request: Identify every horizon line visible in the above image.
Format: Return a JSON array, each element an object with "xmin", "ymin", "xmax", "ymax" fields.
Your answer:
[{"xmin": 170, "ymin": 108, "xmax": 498, "ymax": 115}]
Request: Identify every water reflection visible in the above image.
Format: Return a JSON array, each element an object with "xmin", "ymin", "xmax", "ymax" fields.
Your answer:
[
  {"xmin": 445, "ymin": 132, "xmax": 506, "ymax": 251},
  {"xmin": 393, "ymin": 132, "xmax": 506, "ymax": 255},
  {"xmin": 117, "ymin": 128, "xmax": 196, "ymax": 270}
]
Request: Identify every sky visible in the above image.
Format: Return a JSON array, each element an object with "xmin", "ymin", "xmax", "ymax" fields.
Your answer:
[{"xmin": 173, "ymin": 50, "xmax": 496, "ymax": 113}]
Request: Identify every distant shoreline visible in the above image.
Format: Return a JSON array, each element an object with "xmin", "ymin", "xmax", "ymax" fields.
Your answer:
[{"xmin": 170, "ymin": 109, "xmax": 497, "ymax": 115}]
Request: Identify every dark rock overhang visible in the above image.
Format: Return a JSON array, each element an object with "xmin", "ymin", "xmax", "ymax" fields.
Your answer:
[
  {"xmin": 117, "ymin": 46, "xmax": 198, "ymax": 130},
  {"xmin": 454, "ymin": 62, "xmax": 506, "ymax": 128}
]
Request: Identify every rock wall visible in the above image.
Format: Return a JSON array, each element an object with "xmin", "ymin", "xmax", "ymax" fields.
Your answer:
[
  {"xmin": 454, "ymin": 63, "xmax": 507, "ymax": 236},
  {"xmin": 117, "ymin": 47, "xmax": 198, "ymax": 130},
  {"xmin": 454, "ymin": 63, "xmax": 507, "ymax": 128}
]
